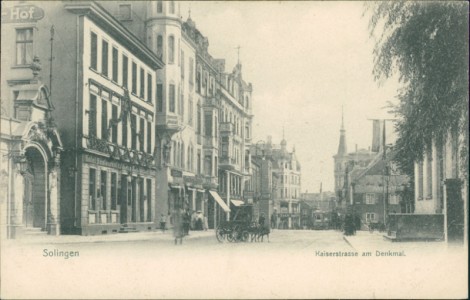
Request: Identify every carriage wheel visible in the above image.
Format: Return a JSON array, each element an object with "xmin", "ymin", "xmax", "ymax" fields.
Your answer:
[{"xmin": 216, "ymin": 226, "xmax": 225, "ymax": 243}]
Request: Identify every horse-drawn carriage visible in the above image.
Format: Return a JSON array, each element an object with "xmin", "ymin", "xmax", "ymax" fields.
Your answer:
[{"xmin": 215, "ymin": 207, "xmax": 270, "ymax": 243}]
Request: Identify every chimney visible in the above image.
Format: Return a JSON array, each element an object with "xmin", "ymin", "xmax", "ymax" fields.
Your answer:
[
  {"xmin": 267, "ymin": 135, "xmax": 272, "ymax": 145},
  {"xmin": 371, "ymin": 120, "xmax": 381, "ymax": 152}
]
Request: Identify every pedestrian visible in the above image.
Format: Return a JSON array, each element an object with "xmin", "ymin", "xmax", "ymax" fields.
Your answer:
[
  {"xmin": 173, "ymin": 209, "xmax": 184, "ymax": 245},
  {"xmin": 183, "ymin": 209, "xmax": 191, "ymax": 236},
  {"xmin": 271, "ymin": 211, "xmax": 277, "ymax": 230},
  {"xmin": 160, "ymin": 213, "xmax": 167, "ymax": 232}
]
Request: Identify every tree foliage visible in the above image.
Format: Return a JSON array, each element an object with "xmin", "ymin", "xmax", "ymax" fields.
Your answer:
[{"xmin": 366, "ymin": 1, "xmax": 469, "ymax": 177}]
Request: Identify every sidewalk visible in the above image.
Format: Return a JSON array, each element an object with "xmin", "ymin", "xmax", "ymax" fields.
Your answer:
[
  {"xmin": 343, "ymin": 230, "xmax": 447, "ymax": 253},
  {"xmin": 2, "ymin": 229, "xmax": 215, "ymax": 245}
]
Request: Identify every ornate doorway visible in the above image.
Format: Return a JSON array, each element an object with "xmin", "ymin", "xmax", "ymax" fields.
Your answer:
[{"xmin": 24, "ymin": 147, "xmax": 47, "ymax": 230}]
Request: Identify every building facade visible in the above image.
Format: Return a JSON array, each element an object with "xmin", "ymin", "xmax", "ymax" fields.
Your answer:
[
  {"xmin": 413, "ymin": 130, "xmax": 467, "ymax": 243},
  {"xmin": 1, "ymin": 1, "xmax": 165, "ymax": 237},
  {"xmin": 100, "ymin": 1, "xmax": 254, "ymax": 230}
]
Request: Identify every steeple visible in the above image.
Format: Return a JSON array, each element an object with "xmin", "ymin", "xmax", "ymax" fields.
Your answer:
[{"xmin": 337, "ymin": 106, "xmax": 347, "ymax": 156}]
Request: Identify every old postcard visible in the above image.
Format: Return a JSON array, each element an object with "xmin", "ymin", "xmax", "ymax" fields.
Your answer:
[{"xmin": 1, "ymin": 1, "xmax": 468, "ymax": 299}]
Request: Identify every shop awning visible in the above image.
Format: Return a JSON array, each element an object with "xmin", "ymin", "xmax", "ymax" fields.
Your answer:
[
  {"xmin": 209, "ymin": 191, "xmax": 231, "ymax": 213},
  {"xmin": 231, "ymin": 200, "xmax": 245, "ymax": 207}
]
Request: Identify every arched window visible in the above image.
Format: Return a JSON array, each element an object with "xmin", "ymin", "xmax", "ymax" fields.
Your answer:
[
  {"xmin": 187, "ymin": 146, "xmax": 191, "ymax": 171},
  {"xmin": 157, "ymin": 1, "xmax": 163, "ymax": 13},
  {"xmin": 156, "ymin": 35, "xmax": 163, "ymax": 59},
  {"xmin": 245, "ymin": 96, "xmax": 249, "ymax": 108},
  {"xmin": 168, "ymin": 36, "xmax": 174, "ymax": 64}
]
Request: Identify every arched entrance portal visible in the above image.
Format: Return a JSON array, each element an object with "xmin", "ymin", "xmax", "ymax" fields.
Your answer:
[{"xmin": 23, "ymin": 147, "xmax": 47, "ymax": 230}]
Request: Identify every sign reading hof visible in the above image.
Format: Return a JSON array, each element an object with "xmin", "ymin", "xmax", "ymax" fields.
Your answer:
[{"xmin": 1, "ymin": 5, "xmax": 44, "ymax": 23}]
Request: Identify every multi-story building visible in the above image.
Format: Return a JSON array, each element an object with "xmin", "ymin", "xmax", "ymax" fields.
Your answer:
[
  {"xmin": 1, "ymin": 1, "xmax": 165, "ymax": 236},
  {"xmin": 100, "ymin": 1, "xmax": 254, "ymax": 229},
  {"xmin": 254, "ymin": 136, "xmax": 301, "ymax": 229}
]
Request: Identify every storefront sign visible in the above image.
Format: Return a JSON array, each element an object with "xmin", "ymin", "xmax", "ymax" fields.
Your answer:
[
  {"xmin": 1, "ymin": 5, "xmax": 44, "ymax": 23},
  {"xmin": 183, "ymin": 176, "xmax": 204, "ymax": 186}
]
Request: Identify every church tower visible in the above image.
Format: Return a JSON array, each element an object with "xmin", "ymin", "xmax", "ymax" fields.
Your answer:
[{"xmin": 333, "ymin": 107, "xmax": 348, "ymax": 200}]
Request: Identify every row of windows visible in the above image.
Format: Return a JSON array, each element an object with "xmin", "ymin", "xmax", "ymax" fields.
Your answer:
[
  {"xmin": 90, "ymin": 32, "xmax": 154, "ymax": 103},
  {"xmin": 88, "ymin": 93, "xmax": 152, "ymax": 153},
  {"xmin": 88, "ymin": 168, "xmax": 153, "ymax": 222},
  {"xmin": 279, "ymin": 188, "xmax": 300, "ymax": 199},
  {"xmin": 364, "ymin": 193, "xmax": 400, "ymax": 205},
  {"xmin": 279, "ymin": 174, "xmax": 300, "ymax": 185}
]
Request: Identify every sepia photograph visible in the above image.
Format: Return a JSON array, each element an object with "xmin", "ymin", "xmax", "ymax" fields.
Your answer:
[{"xmin": 0, "ymin": 1, "xmax": 468, "ymax": 299}]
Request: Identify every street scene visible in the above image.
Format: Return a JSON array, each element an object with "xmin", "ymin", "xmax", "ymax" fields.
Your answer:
[{"xmin": 0, "ymin": 1, "xmax": 468, "ymax": 299}]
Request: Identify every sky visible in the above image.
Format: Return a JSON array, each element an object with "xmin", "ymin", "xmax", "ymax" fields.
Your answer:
[{"xmin": 181, "ymin": 1, "xmax": 401, "ymax": 192}]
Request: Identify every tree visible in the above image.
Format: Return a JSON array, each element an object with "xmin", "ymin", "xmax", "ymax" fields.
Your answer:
[{"xmin": 366, "ymin": 1, "xmax": 469, "ymax": 178}]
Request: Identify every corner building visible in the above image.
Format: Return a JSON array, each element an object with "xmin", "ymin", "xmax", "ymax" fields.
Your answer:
[
  {"xmin": 1, "ymin": 1, "xmax": 164, "ymax": 236},
  {"xmin": 100, "ymin": 1, "xmax": 254, "ymax": 228}
]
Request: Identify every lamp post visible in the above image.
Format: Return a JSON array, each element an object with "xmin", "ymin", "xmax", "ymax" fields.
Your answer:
[{"xmin": 254, "ymin": 140, "xmax": 267, "ymax": 223}]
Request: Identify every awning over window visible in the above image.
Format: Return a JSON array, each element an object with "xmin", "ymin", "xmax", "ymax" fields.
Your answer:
[
  {"xmin": 231, "ymin": 200, "xmax": 245, "ymax": 207},
  {"xmin": 209, "ymin": 191, "xmax": 230, "ymax": 213}
]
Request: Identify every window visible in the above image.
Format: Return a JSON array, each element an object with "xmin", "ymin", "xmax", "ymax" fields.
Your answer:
[
  {"xmin": 131, "ymin": 114, "xmax": 137, "ymax": 149},
  {"xmin": 156, "ymin": 35, "xmax": 163, "ymax": 58},
  {"xmin": 168, "ymin": 36, "xmax": 175, "ymax": 64},
  {"xmin": 89, "ymin": 94, "xmax": 97, "ymax": 137},
  {"xmin": 365, "ymin": 193, "xmax": 376, "ymax": 205},
  {"xmin": 197, "ymin": 150, "xmax": 201, "ymax": 175},
  {"xmin": 122, "ymin": 112, "xmax": 128, "ymax": 147},
  {"xmin": 101, "ymin": 100, "xmax": 108, "ymax": 140},
  {"xmin": 111, "ymin": 105, "xmax": 118, "ymax": 143},
  {"xmin": 189, "ymin": 57, "xmax": 194, "ymax": 85},
  {"xmin": 157, "ymin": 83, "xmax": 163, "ymax": 112},
  {"xmin": 197, "ymin": 103, "xmax": 201, "ymax": 134},
  {"xmin": 426, "ymin": 152, "xmax": 432, "ymax": 198},
  {"xmin": 147, "ymin": 121, "xmax": 152, "ymax": 153},
  {"xmin": 188, "ymin": 96, "xmax": 193, "ymax": 126},
  {"xmin": 111, "ymin": 173, "xmax": 117, "ymax": 210},
  {"xmin": 101, "ymin": 171, "xmax": 107, "ymax": 210},
  {"xmin": 89, "ymin": 168, "xmax": 96, "ymax": 210},
  {"xmin": 196, "ymin": 67, "xmax": 201, "ymax": 93},
  {"xmin": 140, "ymin": 118, "xmax": 145, "ymax": 152},
  {"xmin": 205, "ymin": 112, "xmax": 212, "ymax": 137},
  {"xmin": 418, "ymin": 161, "xmax": 424, "ymax": 199},
  {"xmin": 90, "ymin": 32, "xmax": 97, "ymax": 70},
  {"xmin": 122, "ymin": 55, "xmax": 128, "ymax": 88},
  {"xmin": 170, "ymin": 1, "xmax": 175, "ymax": 14},
  {"xmin": 366, "ymin": 213, "xmax": 376, "ymax": 223},
  {"xmin": 16, "ymin": 28, "xmax": 33, "ymax": 65},
  {"xmin": 112, "ymin": 47, "xmax": 118, "ymax": 82},
  {"xmin": 157, "ymin": 1, "xmax": 163, "ymax": 13},
  {"xmin": 140, "ymin": 68, "xmax": 145, "ymax": 99},
  {"xmin": 132, "ymin": 62, "xmax": 137, "ymax": 94},
  {"xmin": 147, "ymin": 74, "xmax": 152, "ymax": 103},
  {"xmin": 146, "ymin": 179, "xmax": 152, "ymax": 221},
  {"xmin": 389, "ymin": 194, "xmax": 400, "ymax": 205},
  {"xmin": 180, "ymin": 86, "xmax": 184, "ymax": 119},
  {"xmin": 169, "ymin": 84, "xmax": 175, "ymax": 113},
  {"xmin": 181, "ymin": 50, "xmax": 185, "ymax": 78},
  {"xmin": 102, "ymin": 40, "xmax": 109, "ymax": 77},
  {"xmin": 119, "ymin": 4, "xmax": 132, "ymax": 20}
]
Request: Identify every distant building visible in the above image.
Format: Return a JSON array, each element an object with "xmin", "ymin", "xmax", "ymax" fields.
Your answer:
[{"xmin": 345, "ymin": 150, "xmax": 408, "ymax": 229}]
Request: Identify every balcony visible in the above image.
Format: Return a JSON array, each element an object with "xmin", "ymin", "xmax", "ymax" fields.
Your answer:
[
  {"xmin": 156, "ymin": 113, "xmax": 183, "ymax": 134},
  {"xmin": 220, "ymin": 122, "xmax": 234, "ymax": 134},
  {"xmin": 85, "ymin": 136, "xmax": 155, "ymax": 169},
  {"xmin": 203, "ymin": 176, "xmax": 218, "ymax": 190},
  {"xmin": 219, "ymin": 156, "xmax": 237, "ymax": 171}
]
